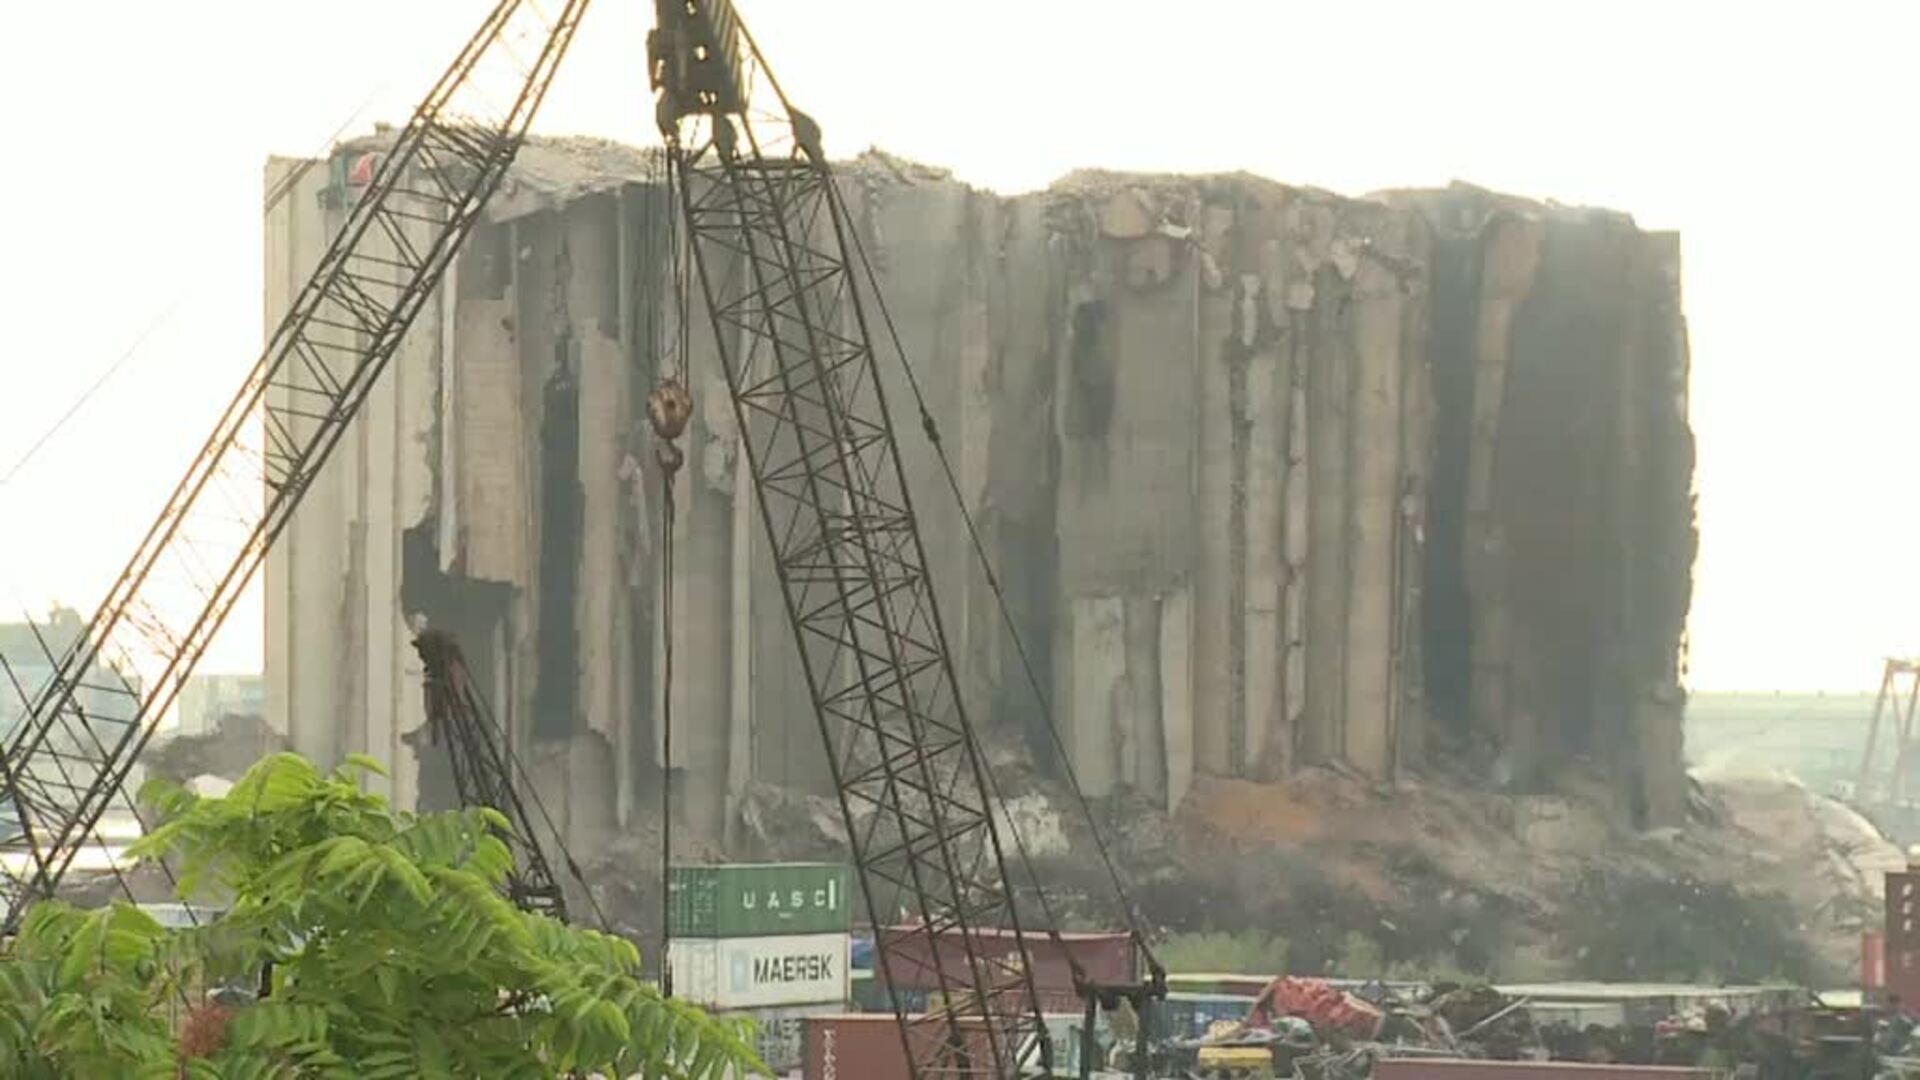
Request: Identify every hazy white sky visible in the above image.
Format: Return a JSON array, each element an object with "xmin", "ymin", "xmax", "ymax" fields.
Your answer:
[{"xmin": 0, "ymin": 0, "xmax": 1913, "ymax": 689}]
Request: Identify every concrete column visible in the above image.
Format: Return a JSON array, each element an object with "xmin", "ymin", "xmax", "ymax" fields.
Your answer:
[
  {"xmin": 359, "ymin": 299, "xmax": 398, "ymax": 799},
  {"xmin": 1066, "ymin": 595, "xmax": 1126, "ymax": 797},
  {"xmin": 1240, "ymin": 269, "xmax": 1287, "ymax": 778},
  {"xmin": 264, "ymin": 159, "xmax": 349, "ymax": 770},
  {"xmin": 1302, "ymin": 261, "xmax": 1351, "ymax": 766},
  {"xmin": 1281, "ymin": 337, "xmax": 1311, "ymax": 765},
  {"xmin": 726, "ymin": 410, "xmax": 754, "ymax": 848},
  {"xmin": 1193, "ymin": 210, "xmax": 1235, "ymax": 777},
  {"xmin": 1342, "ymin": 245, "xmax": 1408, "ymax": 780},
  {"xmin": 1391, "ymin": 251, "xmax": 1433, "ymax": 773},
  {"xmin": 1160, "ymin": 587, "xmax": 1195, "ymax": 811},
  {"xmin": 1123, "ymin": 595, "xmax": 1165, "ymax": 799},
  {"xmin": 262, "ymin": 156, "xmax": 319, "ymax": 747},
  {"xmin": 1465, "ymin": 216, "xmax": 1543, "ymax": 779}
]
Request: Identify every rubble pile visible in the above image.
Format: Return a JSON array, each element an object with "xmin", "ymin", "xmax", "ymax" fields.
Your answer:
[
  {"xmin": 749, "ymin": 755, "xmax": 1896, "ymax": 989},
  {"xmin": 1143, "ymin": 975, "xmax": 1878, "ymax": 1077}
]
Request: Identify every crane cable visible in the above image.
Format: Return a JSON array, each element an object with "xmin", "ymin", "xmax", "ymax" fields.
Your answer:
[
  {"xmin": 835, "ymin": 181, "xmax": 1164, "ymax": 981},
  {"xmin": 646, "ymin": 146, "xmax": 694, "ymax": 998}
]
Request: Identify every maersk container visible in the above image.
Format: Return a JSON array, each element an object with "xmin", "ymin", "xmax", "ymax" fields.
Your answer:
[
  {"xmin": 715, "ymin": 1002, "xmax": 843, "ymax": 1073},
  {"xmin": 669, "ymin": 862, "xmax": 852, "ymax": 938},
  {"xmin": 668, "ymin": 932, "xmax": 851, "ymax": 1010}
]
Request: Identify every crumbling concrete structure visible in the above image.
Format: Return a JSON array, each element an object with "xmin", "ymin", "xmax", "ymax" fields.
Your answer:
[{"xmin": 262, "ymin": 138, "xmax": 1694, "ymax": 859}]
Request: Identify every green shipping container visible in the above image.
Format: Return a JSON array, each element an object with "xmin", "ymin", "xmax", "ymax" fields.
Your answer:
[{"xmin": 668, "ymin": 863, "xmax": 852, "ymax": 938}]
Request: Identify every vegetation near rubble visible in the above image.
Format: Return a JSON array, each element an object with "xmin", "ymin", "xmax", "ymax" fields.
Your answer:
[
  {"xmin": 1157, "ymin": 930, "xmax": 1292, "ymax": 975},
  {"xmin": 1563, "ymin": 869, "xmax": 1814, "ymax": 986},
  {"xmin": 0, "ymin": 752, "xmax": 766, "ymax": 1078}
]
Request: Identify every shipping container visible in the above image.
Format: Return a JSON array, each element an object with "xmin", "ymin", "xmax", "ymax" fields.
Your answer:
[
  {"xmin": 1149, "ymin": 992, "xmax": 1257, "ymax": 1040},
  {"xmin": 1163, "ymin": 972, "xmax": 1278, "ymax": 998},
  {"xmin": 668, "ymin": 933, "xmax": 850, "ymax": 1010},
  {"xmin": 851, "ymin": 979, "xmax": 1085, "ymax": 1017},
  {"xmin": 850, "ymin": 971, "xmax": 930, "ymax": 1015},
  {"xmin": 874, "ymin": 926, "xmax": 1136, "ymax": 997},
  {"xmin": 1866, "ymin": 930, "xmax": 1887, "ymax": 991},
  {"xmin": 1373, "ymin": 1064, "xmax": 1708, "ymax": 1079},
  {"xmin": 670, "ymin": 863, "xmax": 852, "ymax": 939},
  {"xmin": 803, "ymin": 1013, "xmax": 1018, "ymax": 1080},
  {"xmin": 716, "ymin": 1003, "xmax": 843, "ymax": 1074},
  {"xmin": 1040, "ymin": 1011, "xmax": 1108, "ymax": 1076}
]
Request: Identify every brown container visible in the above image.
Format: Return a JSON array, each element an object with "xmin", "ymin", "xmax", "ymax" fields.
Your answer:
[
  {"xmin": 802, "ymin": 1013, "xmax": 1013, "ymax": 1080},
  {"xmin": 1374, "ymin": 1063, "xmax": 1709, "ymax": 1079},
  {"xmin": 1888, "ymin": 870, "xmax": 1920, "ymax": 1011},
  {"xmin": 874, "ymin": 926, "xmax": 1135, "ymax": 996}
]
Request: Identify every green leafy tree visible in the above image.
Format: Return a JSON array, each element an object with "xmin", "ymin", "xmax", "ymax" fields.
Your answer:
[{"xmin": 0, "ymin": 752, "xmax": 765, "ymax": 1079}]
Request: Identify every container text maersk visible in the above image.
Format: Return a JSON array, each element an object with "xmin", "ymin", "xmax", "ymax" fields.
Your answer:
[
  {"xmin": 668, "ymin": 932, "xmax": 851, "ymax": 1010},
  {"xmin": 757, "ymin": 951, "xmax": 835, "ymax": 983}
]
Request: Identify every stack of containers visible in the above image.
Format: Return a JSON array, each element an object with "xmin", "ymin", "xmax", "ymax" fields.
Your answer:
[{"xmin": 667, "ymin": 863, "xmax": 853, "ymax": 1073}]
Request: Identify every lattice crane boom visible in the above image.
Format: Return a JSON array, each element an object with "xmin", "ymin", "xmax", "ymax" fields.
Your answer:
[
  {"xmin": 0, "ymin": 0, "xmax": 593, "ymax": 924},
  {"xmin": 414, "ymin": 631, "xmax": 566, "ymax": 921},
  {"xmin": 651, "ymin": 4, "xmax": 1052, "ymax": 1076}
]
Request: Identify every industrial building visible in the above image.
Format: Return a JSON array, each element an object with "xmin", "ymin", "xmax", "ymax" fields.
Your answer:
[{"xmin": 261, "ymin": 136, "xmax": 1695, "ymax": 861}]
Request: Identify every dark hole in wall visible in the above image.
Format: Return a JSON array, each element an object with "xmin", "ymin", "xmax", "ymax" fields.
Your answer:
[
  {"xmin": 457, "ymin": 218, "xmax": 513, "ymax": 301},
  {"xmin": 993, "ymin": 516, "xmax": 1059, "ymax": 773},
  {"xmin": 1504, "ymin": 220, "xmax": 1631, "ymax": 764},
  {"xmin": 1417, "ymin": 203, "xmax": 1486, "ymax": 746},
  {"xmin": 533, "ymin": 338, "xmax": 583, "ymax": 741},
  {"xmin": 1064, "ymin": 299, "xmax": 1114, "ymax": 441},
  {"xmin": 399, "ymin": 524, "xmax": 512, "ymax": 813},
  {"xmin": 985, "ymin": 239, "xmax": 1064, "ymax": 776}
]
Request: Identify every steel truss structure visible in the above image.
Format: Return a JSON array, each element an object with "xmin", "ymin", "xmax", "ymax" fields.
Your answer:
[
  {"xmin": 1860, "ymin": 657, "xmax": 1920, "ymax": 803},
  {"xmin": 0, "ymin": 0, "xmax": 592, "ymax": 925},
  {"xmin": 651, "ymin": 3, "xmax": 1049, "ymax": 1075},
  {"xmin": 414, "ymin": 631, "xmax": 566, "ymax": 921}
]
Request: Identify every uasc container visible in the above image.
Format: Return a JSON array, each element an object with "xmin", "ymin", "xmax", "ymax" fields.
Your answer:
[
  {"xmin": 669, "ymin": 932, "xmax": 850, "ymax": 1010},
  {"xmin": 670, "ymin": 862, "xmax": 852, "ymax": 938}
]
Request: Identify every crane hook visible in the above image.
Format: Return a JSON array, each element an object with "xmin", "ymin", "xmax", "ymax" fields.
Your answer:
[
  {"xmin": 647, "ymin": 377, "xmax": 692, "ymax": 441},
  {"xmin": 649, "ymin": 377, "xmax": 691, "ymax": 475}
]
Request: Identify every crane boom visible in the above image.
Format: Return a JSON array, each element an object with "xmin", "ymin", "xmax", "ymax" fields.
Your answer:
[
  {"xmin": 0, "ymin": 0, "xmax": 592, "ymax": 924},
  {"xmin": 414, "ymin": 631, "xmax": 566, "ymax": 921},
  {"xmin": 651, "ymin": 4, "xmax": 1050, "ymax": 1075}
]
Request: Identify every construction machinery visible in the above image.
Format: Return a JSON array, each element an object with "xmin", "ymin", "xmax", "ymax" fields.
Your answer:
[
  {"xmin": 646, "ymin": 2, "xmax": 1163, "ymax": 1074},
  {"xmin": 1, "ymin": 1, "xmax": 1163, "ymax": 1076},
  {"xmin": 0, "ymin": 0, "xmax": 590, "ymax": 924},
  {"xmin": 412, "ymin": 630, "xmax": 568, "ymax": 921}
]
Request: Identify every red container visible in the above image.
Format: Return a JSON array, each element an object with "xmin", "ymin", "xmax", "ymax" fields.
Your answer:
[
  {"xmin": 1374, "ymin": 1063, "xmax": 1709, "ymax": 1079},
  {"xmin": 1888, "ymin": 871, "xmax": 1920, "ymax": 1012},
  {"xmin": 873, "ymin": 926, "xmax": 1136, "ymax": 999},
  {"xmin": 1867, "ymin": 930, "xmax": 1888, "ymax": 991},
  {"xmin": 802, "ymin": 1013, "xmax": 1010, "ymax": 1080}
]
